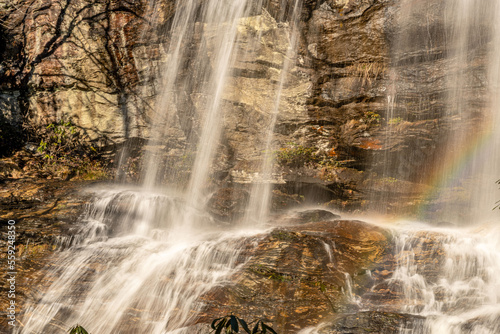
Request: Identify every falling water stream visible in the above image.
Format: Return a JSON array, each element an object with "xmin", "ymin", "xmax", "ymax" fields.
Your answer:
[
  {"xmin": 15, "ymin": 0, "xmax": 500, "ymax": 333},
  {"xmin": 243, "ymin": 0, "xmax": 302, "ymax": 225},
  {"xmin": 363, "ymin": 0, "xmax": 500, "ymax": 332},
  {"xmin": 390, "ymin": 224, "xmax": 500, "ymax": 333},
  {"xmin": 17, "ymin": 189, "xmax": 263, "ymax": 334},
  {"xmin": 17, "ymin": 0, "xmax": 295, "ymax": 333}
]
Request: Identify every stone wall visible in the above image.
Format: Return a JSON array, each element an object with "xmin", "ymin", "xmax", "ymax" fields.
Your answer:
[{"xmin": 0, "ymin": 0, "xmax": 492, "ymax": 212}]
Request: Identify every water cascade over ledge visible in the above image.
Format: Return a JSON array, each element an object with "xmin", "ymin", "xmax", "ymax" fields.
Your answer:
[
  {"xmin": 11, "ymin": 0, "xmax": 500, "ymax": 333},
  {"xmin": 15, "ymin": 0, "xmax": 301, "ymax": 332}
]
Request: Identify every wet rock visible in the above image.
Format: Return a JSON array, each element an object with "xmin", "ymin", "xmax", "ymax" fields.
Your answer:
[
  {"xmin": 360, "ymin": 230, "xmax": 449, "ymax": 312},
  {"xmin": 196, "ymin": 220, "xmax": 391, "ymax": 333},
  {"xmin": 292, "ymin": 209, "xmax": 340, "ymax": 223},
  {"xmin": 0, "ymin": 179, "xmax": 97, "ymax": 330},
  {"xmin": 206, "ymin": 187, "xmax": 250, "ymax": 222},
  {"xmin": 317, "ymin": 311, "xmax": 426, "ymax": 334},
  {"xmin": 271, "ymin": 189, "xmax": 304, "ymax": 211}
]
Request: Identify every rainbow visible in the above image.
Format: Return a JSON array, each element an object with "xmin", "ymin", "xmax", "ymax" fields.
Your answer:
[{"xmin": 415, "ymin": 118, "xmax": 496, "ymax": 221}]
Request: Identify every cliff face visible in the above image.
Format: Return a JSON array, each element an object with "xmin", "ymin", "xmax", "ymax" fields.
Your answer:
[
  {"xmin": 0, "ymin": 0, "xmax": 491, "ymax": 212},
  {"xmin": 0, "ymin": 0, "xmax": 171, "ymax": 142}
]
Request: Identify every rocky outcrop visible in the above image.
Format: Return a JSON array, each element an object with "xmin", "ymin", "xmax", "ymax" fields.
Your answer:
[
  {"xmin": 0, "ymin": 179, "xmax": 94, "ymax": 330},
  {"xmin": 0, "ymin": 0, "xmax": 494, "ymax": 214},
  {"xmin": 190, "ymin": 221, "xmax": 456, "ymax": 334},
  {"xmin": 196, "ymin": 220, "xmax": 392, "ymax": 333}
]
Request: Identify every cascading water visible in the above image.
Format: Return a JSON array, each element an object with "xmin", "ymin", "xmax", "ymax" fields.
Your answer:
[
  {"xmin": 13, "ymin": 0, "xmax": 500, "ymax": 333},
  {"xmin": 388, "ymin": 224, "xmax": 500, "ymax": 333},
  {"xmin": 16, "ymin": 0, "xmax": 301, "ymax": 333},
  {"xmin": 16, "ymin": 189, "xmax": 262, "ymax": 334},
  {"xmin": 244, "ymin": 0, "xmax": 302, "ymax": 225},
  {"xmin": 302, "ymin": 0, "xmax": 500, "ymax": 333},
  {"xmin": 368, "ymin": 0, "xmax": 500, "ymax": 332},
  {"xmin": 421, "ymin": 0, "xmax": 500, "ymax": 223},
  {"xmin": 377, "ymin": 0, "xmax": 500, "ymax": 223}
]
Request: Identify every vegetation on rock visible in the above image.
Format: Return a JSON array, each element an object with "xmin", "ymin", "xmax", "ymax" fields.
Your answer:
[
  {"xmin": 69, "ymin": 325, "xmax": 89, "ymax": 334},
  {"xmin": 211, "ymin": 315, "xmax": 277, "ymax": 334},
  {"xmin": 27, "ymin": 119, "xmax": 111, "ymax": 180}
]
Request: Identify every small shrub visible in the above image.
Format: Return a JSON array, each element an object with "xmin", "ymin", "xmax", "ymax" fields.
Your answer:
[
  {"xmin": 31, "ymin": 119, "xmax": 110, "ymax": 179},
  {"xmin": 211, "ymin": 315, "xmax": 277, "ymax": 334},
  {"xmin": 36, "ymin": 120, "xmax": 93, "ymax": 161},
  {"xmin": 388, "ymin": 117, "xmax": 403, "ymax": 125},
  {"xmin": 69, "ymin": 325, "xmax": 89, "ymax": 334},
  {"xmin": 364, "ymin": 111, "xmax": 381, "ymax": 125},
  {"xmin": 276, "ymin": 143, "xmax": 316, "ymax": 168}
]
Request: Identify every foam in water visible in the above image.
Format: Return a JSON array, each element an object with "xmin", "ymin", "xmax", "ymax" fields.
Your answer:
[
  {"xmin": 17, "ymin": 0, "xmax": 288, "ymax": 332},
  {"xmin": 390, "ymin": 225, "xmax": 500, "ymax": 333},
  {"xmin": 17, "ymin": 188, "xmax": 265, "ymax": 334}
]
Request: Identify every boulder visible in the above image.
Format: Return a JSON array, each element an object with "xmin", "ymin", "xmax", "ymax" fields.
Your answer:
[{"xmin": 196, "ymin": 220, "xmax": 391, "ymax": 333}]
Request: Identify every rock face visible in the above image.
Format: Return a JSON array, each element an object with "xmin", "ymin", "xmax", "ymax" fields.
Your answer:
[
  {"xmin": 192, "ymin": 221, "xmax": 454, "ymax": 334},
  {"xmin": 0, "ymin": 0, "xmax": 172, "ymax": 142},
  {"xmin": 0, "ymin": 179, "xmax": 94, "ymax": 330},
  {"xmin": 196, "ymin": 220, "xmax": 392, "ymax": 333},
  {"xmin": 0, "ymin": 0, "xmax": 493, "ymax": 208}
]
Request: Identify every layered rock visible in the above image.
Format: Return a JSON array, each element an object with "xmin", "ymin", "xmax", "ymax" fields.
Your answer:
[
  {"xmin": 0, "ymin": 0, "xmax": 494, "ymax": 213},
  {"xmin": 0, "ymin": 0, "xmax": 172, "ymax": 142},
  {"xmin": 0, "ymin": 179, "xmax": 94, "ymax": 330},
  {"xmin": 196, "ymin": 220, "xmax": 392, "ymax": 333}
]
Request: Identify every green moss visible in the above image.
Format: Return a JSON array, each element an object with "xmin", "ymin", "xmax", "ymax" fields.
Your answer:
[
  {"xmin": 270, "ymin": 229, "xmax": 299, "ymax": 241},
  {"xmin": 276, "ymin": 143, "xmax": 316, "ymax": 168},
  {"xmin": 249, "ymin": 264, "xmax": 293, "ymax": 282},
  {"xmin": 388, "ymin": 117, "xmax": 403, "ymax": 125},
  {"xmin": 364, "ymin": 111, "xmax": 381, "ymax": 125}
]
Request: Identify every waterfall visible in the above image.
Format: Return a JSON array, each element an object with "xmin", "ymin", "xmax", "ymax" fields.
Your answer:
[
  {"xmin": 388, "ymin": 225, "xmax": 500, "ymax": 333},
  {"xmin": 14, "ymin": 0, "xmax": 500, "ymax": 333},
  {"xmin": 16, "ymin": 189, "xmax": 262, "ymax": 334},
  {"xmin": 374, "ymin": 0, "xmax": 500, "ymax": 223},
  {"xmin": 427, "ymin": 0, "xmax": 500, "ymax": 223},
  {"xmin": 372, "ymin": 0, "xmax": 500, "ymax": 331},
  {"xmin": 243, "ymin": 0, "xmax": 302, "ymax": 225},
  {"xmin": 16, "ymin": 0, "xmax": 303, "ymax": 332},
  {"xmin": 141, "ymin": 0, "xmax": 254, "ymax": 203}
]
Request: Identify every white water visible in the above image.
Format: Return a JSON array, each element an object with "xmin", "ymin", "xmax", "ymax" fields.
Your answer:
[
  {"xmin": 244, "ymin": 0, "xmax": 302, "ymax": 225},
  {"xmin": 18, "ymin": 1, "xmax": 302, "ymax": 333},
  {"xmin": 297, "ymin": 224, "xmax": 500, "ymax": 334},
  {"xmin": 17, "ymin": 189, "xmax": 264, "ymax": 334},
  {"xmin": 402, "ymin": 2, "xmax": 500, "ymax": 328},
  {"xmin": 16, "ymin": 1, "xmax": 500, "ymax": 333},
  {"xmin": 389, "ymin": 225, "xmax": 500, "ymax": 333},
  {"xmin": 428, "ymin": 0, "xmax": 500, "ymax": 223},
  {"xmin": 142, "ymin": 0, "xmax": 254, "ymax": 205}
]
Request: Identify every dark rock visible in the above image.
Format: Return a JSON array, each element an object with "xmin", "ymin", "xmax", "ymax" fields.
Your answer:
[
  {"xmin": 196, "ymin": 220, "xmax": 391, "ymax": 333},
  {"xmin": 206, "ymin": 187, "xmax": 250, "ymax": 222},
  {"xmin": 271, "ymin": 189, "xmax": 304, "ymax": 211},
  {"xmin": 317, "ymin": 311, "xmax": 426, "ymax": 334},
  {"xmin": 293, "ymin": 209, "xmax": 340, "ymax": 224}
]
